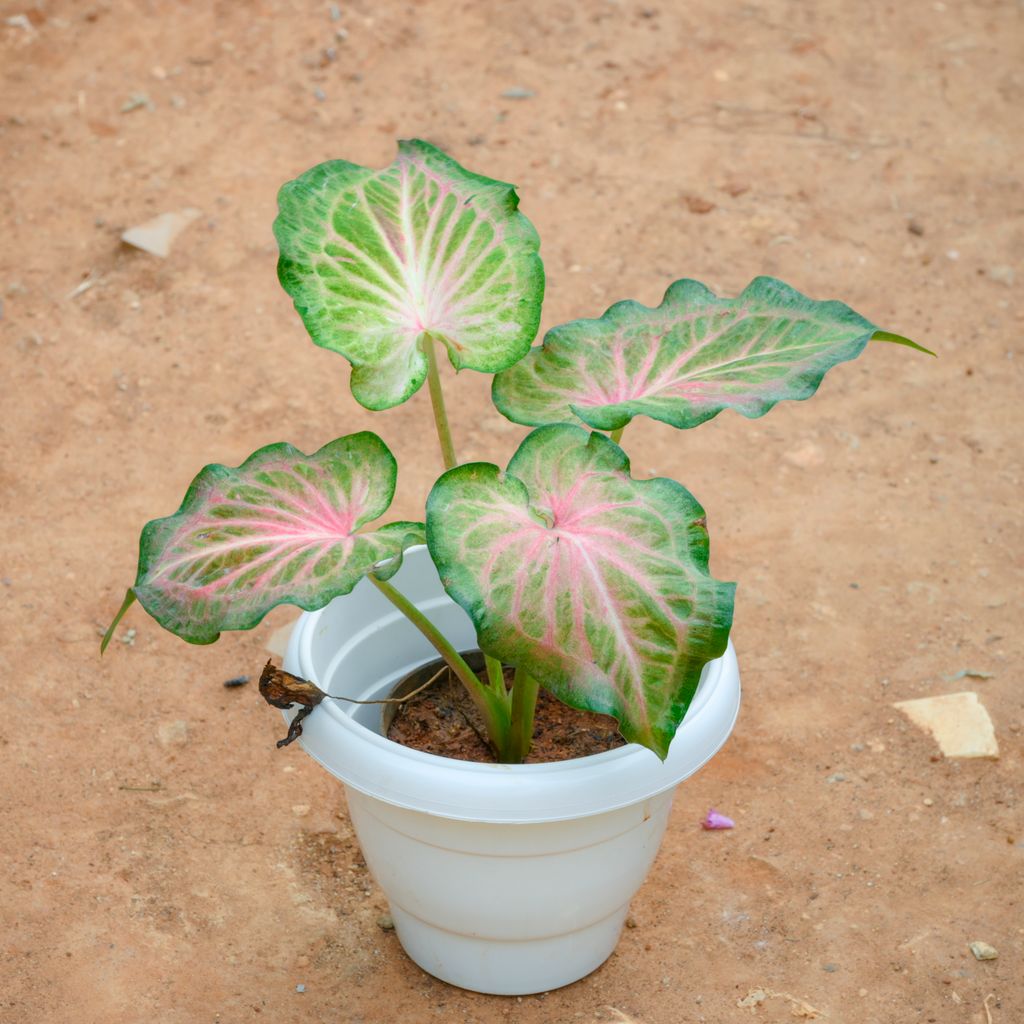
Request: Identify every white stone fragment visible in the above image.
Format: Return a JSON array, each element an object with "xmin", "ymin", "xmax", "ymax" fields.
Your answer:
[
  {"xmin": 121, "ymin": 208, "xmax": 201, "ymax": 258},
  {"xmin": 894, "ymin": 692, "xmax": 999, "ymax": 758}
]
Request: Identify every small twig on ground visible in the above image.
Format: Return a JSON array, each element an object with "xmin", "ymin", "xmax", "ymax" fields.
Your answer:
[
  {"xmin": 738, "ymin": 987, "xmax": 825, "ymax": 1019},
  {"xmin": 605, "ymin": 1010, "xmax": 643, "ymax": 1024},
  {"xmin": 984, "ymin": 993, "xmax": 997, "ymax": 1024},
  {"xmin": 66, "ymin": 275, "xmax": 102, "ymax": 300}
]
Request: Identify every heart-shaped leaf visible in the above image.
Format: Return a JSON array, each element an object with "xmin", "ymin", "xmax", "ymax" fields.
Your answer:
[
  {"xmin": 426, "ymin": 424, "xmax": 735, "ymax": 758},
  {"xmin": 493, "ymin": 276, "xmax": 932, "ymax": 431},
  {"xmin": 275, "ymin": 139, "xmax": 545, "ymax": 411},
  {"xmin": 127, "ymin": 433, "xmax": 423, "ymax": 644}
]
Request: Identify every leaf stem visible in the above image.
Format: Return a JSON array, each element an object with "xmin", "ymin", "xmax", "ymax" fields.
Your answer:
[
  {"xmin": 484, "ymin": 654, "xmax": 509, "ymax": 704},
  {"xmin": 609, "ymin": 426, "xmax": 625, "ymax": 445},
  {"xmin": 100, "ymin": 588, "xmax": 137, "ymax": 654},
  {"xmin": 506, "ymin": 666, "xmax": 539, "ymax": 763},
  {"xmin": 368, "ymin": 574, "xmax": 510, "ymax": 749},
  {"xmin": 423, "ymin": 333, "xmax": 458, "ymax": 470}
]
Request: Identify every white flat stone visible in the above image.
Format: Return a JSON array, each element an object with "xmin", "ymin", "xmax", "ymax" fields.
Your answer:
[
  {"xmin": 121, "ymin": 207, "xmax": 201, "ymax": 258},
  {"xmin": 894, "ymin": 691, "xmax": 999, "ymax": 758}
]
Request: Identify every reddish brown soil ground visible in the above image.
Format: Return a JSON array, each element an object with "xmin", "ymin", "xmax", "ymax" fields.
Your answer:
[{"xmin": 2, "ymin": 2, "xmax": 1021, "ymax": 1023}]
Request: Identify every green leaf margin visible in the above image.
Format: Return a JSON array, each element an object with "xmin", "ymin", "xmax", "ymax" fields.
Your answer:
[
  {"xmin": 107, "ymin": 434, "xmax": 424, "ymax": 648},
  {"xmin": 493, "ymin": 276, "xmax": 933, "ymax": 433},
  {"xmin": 426, "ymin": 425, "xmax": 735, "ymax": 758}
]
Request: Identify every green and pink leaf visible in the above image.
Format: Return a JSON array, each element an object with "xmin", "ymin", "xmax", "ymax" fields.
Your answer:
[
  {"xmin": 121, "ymin": 433, "xmax": 422, "ymax": 645},
  {"xmin": 426, "ymin": 424, "xmax": 735, "ymax": 758},
  {"xmin": 275, "ymin": 139, "xmax": 545, "ymax": 411},
  {"xmin": 492, "ymin": 276, "xmax": 932, "ymax": 431}
]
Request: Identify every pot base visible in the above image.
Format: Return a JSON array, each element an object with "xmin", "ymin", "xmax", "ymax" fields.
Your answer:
[
  {"xmin": 390, "ymin": 902, "xmax": 628, "ymax": 996},
  {"xmin": 346, "ymin": 784, "xmax": 675, "ymax": 996}
]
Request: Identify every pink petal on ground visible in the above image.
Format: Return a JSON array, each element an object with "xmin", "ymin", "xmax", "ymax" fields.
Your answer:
[{"xmin": 702, "ymin": 808, "xmax": 735, "ymax": 830}]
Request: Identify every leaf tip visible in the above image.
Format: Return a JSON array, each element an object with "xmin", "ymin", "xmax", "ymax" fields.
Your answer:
[{"xmin": 871, "ymin": 330, "xmax": 936, "ymax": 357}]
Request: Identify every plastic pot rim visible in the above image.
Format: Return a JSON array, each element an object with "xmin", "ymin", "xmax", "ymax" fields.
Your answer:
[{"xmin": 286, "ymin": 546, "xmax": 741, "ymax": 824}]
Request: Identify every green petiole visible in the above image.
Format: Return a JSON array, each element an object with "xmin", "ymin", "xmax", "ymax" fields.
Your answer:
[{"xmin": 369, "ymin": 574, "xmax": 511, "ymax": 753}]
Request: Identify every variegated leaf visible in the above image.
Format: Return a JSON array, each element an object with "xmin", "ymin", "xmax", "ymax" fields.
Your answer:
[
  {"xmin": 493, "ymin": 276, "xmax": 931, "ymax": 431},
  {"xmin": 129, "ymin": 433, "xmax": 423, "ymax": 644},
  {"xmin": 426, "ymin": 424, "xmax": 735, "ymax": 758},
  {"xmin": 275, "ymin": 139, "xmax": 545, "ymax": 410}
]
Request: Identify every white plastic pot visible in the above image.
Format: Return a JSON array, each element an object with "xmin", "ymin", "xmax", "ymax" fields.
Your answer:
[{"xmin": 284, "ymin": 546, "xmax": 740, "ymax": 995}]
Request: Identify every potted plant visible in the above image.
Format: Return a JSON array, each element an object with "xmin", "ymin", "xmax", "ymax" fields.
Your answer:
[{"xmin": 102, "ymin": 140, "xmax": 930, "ymax": 996}]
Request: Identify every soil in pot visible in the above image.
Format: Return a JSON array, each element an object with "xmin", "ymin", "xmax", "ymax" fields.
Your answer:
[{"xmin": 385, "ymin": 652, "xmax": 627, "ymax": 764}]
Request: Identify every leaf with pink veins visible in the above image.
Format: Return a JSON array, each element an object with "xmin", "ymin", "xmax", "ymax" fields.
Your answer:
[
  {"xmin": 275, "ymin": 139, "xmax": 545, "ymax": 411},
  {"xmin": 492, "ymin": 276, "xmax": 932, "ymax": 432},
  {"xmin": 426, "ymin": 424, "xmax": 735, "ymax": 759},
  {"xmin": 120, "ymin": 433, "xmax": 423, "ymax": 645}
]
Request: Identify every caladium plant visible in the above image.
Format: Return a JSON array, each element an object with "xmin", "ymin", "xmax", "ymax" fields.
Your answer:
[{"xmin": 103, "ymin": 139, "xmax": 930, "ymax": 763}]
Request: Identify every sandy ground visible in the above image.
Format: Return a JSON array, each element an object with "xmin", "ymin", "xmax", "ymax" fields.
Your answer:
[{"xmin": 2, "ymin": 1, "xmax": 1022, "ymax": 1022}]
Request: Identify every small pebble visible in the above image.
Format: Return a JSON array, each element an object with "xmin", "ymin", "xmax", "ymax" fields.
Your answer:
[
  {"xmin": 826, "ymin": 773, "xmax": 847, "ymax": 784},
  {"xmin": 295, "ymin": 983, "xmax": 306, "ymax": 993},
  {"xmin": 625, "ymin": 916, "xmax": 638, "ymax": 929},
  {"xmin": 683, "ymin": 195, "xmax": 715, "ymax": 214},
  {"xmin": 923, "ymin": 797, "xmax": 934, "ymax": 806},
  {"xmin": 377, "ymin": 913, "xmax": 395, "ymax": 931},
  {"xmin": 968, "ymin": 940, "xmax": 998, "ymax": 961},
  {"xmin": 5, "ymin": 13, "xmax": 34, "ymax": 32},
  {"xmin": 314, "ymin": 88, "xmax": 326, "ymax": 102},
  {"xmin": 823, "ymin": 963, "xmax": 839, "ymax": 973},
  {"xmin": 223, "ymin": 675, "xmax": 250, "ymax": 688},
  {"xmin": 501, "ymin": 86, "xmax": 535, "ymax": 99}
]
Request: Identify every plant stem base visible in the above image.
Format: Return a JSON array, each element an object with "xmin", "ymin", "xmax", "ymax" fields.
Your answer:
[{"xmin": 383, "ymin": 650, "xmax": 625, "ymax": 763}]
